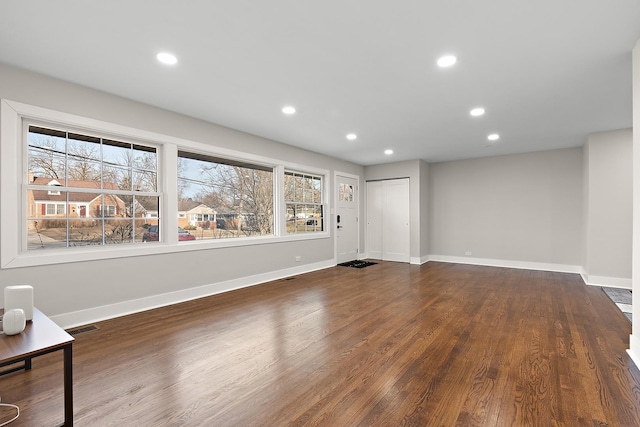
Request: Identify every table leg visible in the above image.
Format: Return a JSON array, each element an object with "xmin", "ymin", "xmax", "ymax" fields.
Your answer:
[{"xmin": 63, "ymin": 343, "xmax": 73, "ymax": 426}]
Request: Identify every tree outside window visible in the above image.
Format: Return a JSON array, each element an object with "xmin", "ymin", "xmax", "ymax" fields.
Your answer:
[{"xmin": 177, "ymin": 151, "xmax": 273, "ymax": 240}]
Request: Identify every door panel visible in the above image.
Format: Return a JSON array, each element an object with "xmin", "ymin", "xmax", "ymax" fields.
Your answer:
[
  {"xmin": 382, "ymin": 179, "xmax": 410, "ymax": 262},
  {"xmin": 336, "ymin": 175, "xmax": 358, "ymax": 263},
  {"xmin": 366, "ymin": 178, "xmax": 410, "ymax": 263},
  {"xmin": 366, "ymin": 181, "xmax": 383, "ymax": 259}
]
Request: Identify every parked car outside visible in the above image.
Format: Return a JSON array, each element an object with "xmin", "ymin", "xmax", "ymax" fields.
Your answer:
[{"xmin": 142, "ymin": 226, "xmax": 196, "ymax": 242}]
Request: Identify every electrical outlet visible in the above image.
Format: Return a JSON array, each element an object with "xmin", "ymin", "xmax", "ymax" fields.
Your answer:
[
  {"xmin": 295, "ymin": 256, "xmax": 301, "ymax": 262},
  {"xmin": 465, "ymin": 251, "xmax": 472, "ymax": 256}
]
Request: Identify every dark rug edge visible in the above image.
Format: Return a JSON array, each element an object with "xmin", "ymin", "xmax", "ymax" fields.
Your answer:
[{"xmin": 338, "ymin": 260, "xmax": 378, "ymax": 268}]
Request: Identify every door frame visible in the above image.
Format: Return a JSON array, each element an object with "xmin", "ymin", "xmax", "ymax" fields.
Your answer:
[{"xmin": 334, "ymin": 171, "xmax": 360, "ymax": 264}]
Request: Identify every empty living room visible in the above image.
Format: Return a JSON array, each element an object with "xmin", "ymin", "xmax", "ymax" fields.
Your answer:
[{"xmin": 1, "ymin": 2, "xmax": 640, "ymax": 426}]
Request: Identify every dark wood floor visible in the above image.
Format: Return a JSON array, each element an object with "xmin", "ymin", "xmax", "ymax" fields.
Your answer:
[{"xmin": 2, "ymin": 261, "xmax": 640, "ymax": 426}]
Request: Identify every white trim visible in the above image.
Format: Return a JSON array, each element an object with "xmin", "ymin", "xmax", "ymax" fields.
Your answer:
[
  {"xmin": 1, "ymin": 99, "xmax": 21, "ymax": 269},
  {"xmin": 628, "ymin": 334, "xmax": 640, "ymax": 370},
  {"xmin": 411, "ymin": 255, "xmax": 430, "ymax": 265},
  {"xmin": 580, "ymin": 273, "xmax": 632, "ymax": 289},
  {"xmin": 49, "ymin": 259, "xmax": 335, "ymax": 329},
  {"xmin": 428, "ymin": 254, "xmax": 582, "ymax": 274}
]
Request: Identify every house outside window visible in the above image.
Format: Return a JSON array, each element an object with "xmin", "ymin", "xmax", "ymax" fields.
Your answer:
[
  {"xmin": 27, "ymin": 125, "xmax": 158, "ymax": 249},
  {"xmin": 177, "ymin": 150, "xmax": 273, "ymax": 240},
  {"xmin": 284, "ymin": 171, "xmax": 324, "ymax": 233}
]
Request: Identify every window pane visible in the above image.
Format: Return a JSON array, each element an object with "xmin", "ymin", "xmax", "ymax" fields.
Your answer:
[
  {"xmin": 284, "ymin": 173, "xmax": 295, "ymax": 202},
  {"xmin": 67, "ymin": 134, "xmax": 101, "ymax": 182},
  {"xmin": 28, "ymin": 127, "xmax": 67, "ymax": 183},
  {"xmin": 132, "ymin": 144, "xmax": 157, "ymax": 191},
  {"xmin": 104, "ymin": 220, "xmax": 134, "ymax": 245},
  {"xmin": 28, "ymin": 219, "xmax": 68, "ymax": 250},
  {"xmin": 102, "ymin": 139, "xmax": 131, "ymax": 167},
  {"xmin": 26, "ymin": 125, "xmax": 158, "ymax": 251},
  {"xmin": 135, "ymin": 196, "xmax": 159, "ymax": 223},
  {"xmin": 313, "ymin": 177, "xmax": 322, "ymax": 203},
  {"xmin": 303, "ymin": 176, "xmax": 313, "ymax": 202},
  {"xmin": 294, "ymin": 174, "xmax": 304, "ymax": 201},
  {"xmin": 132, "ymin": 169, "xmax": 157, "ymax": 192},
  {"xmin": 284, "ymin": 171, "xmax": 324, "ymax": 233},
  {"xmin": 178, "ymin": 151, "xmax": 274, "ymax": 239},
  {"xmin": 69, "ymin": 219, "xmax": 103, "ymax": 247},
  {"xmin": 104, "ymin": 164, "xmax": 132, "ymax": 191}
]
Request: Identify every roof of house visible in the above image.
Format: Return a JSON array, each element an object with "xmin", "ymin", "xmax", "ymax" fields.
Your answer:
[
  {"xmin": 178, "ymin": 199, "xmax": 214, "ymax": 213},
  {"xmin": 31, "ymin": 177, "xmax": 120, "ymax": 203},
  {"xmin": 135, "ymin": 197, "xmax": 159, "ymax": 212}
]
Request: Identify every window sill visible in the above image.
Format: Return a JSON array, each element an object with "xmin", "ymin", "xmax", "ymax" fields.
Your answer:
[{"xmin": 2, "ymin": 231, "xmax": 331, "ymax": 269}]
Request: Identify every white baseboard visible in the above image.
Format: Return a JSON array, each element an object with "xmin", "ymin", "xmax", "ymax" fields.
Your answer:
[
  {"xmin": 628, "ymin": 334, "xmax": 640, "ymax": 371},
  {"xmin": 50, "ymin": 259, "xmax": 335, "ymax": 329},
  {"xmin": 428, "ymin": 255, "xmax": 582, "ymax": 274},
  {"xmin": 580, "ymin": 273, "xmax": 632, "ymax": 289},
  {"xmin": 411, "ymin": 255, "xmax": 430, "ymax": 265}
]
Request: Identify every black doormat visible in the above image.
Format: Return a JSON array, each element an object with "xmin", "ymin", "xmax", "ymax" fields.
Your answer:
[
  {"xmin": 602, "ymin": 287, "xmax": 632, "ymax": 323},
  {"xmin": 338, "ymin": 260, "xmax": 377, "ymax": 269}
]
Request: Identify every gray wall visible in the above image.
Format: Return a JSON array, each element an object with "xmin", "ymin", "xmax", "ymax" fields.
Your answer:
[
  {"xmin": 429, "ymin": 148, "xmax": 584, "ymax": 270},
  {"xmin": 583, "ymin": 129, "xmax": 632, "ymax": 286},
  {"xmin": 0, "ymin": 63, "xmax": 364, "ymax": 324}
]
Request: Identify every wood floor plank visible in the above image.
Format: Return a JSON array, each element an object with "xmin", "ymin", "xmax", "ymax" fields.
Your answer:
[{"xmin": 1, "ymin": 261, "xmax": 640, "ymax": 426}]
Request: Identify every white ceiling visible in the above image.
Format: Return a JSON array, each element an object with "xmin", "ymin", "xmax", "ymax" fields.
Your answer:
[{"xmin": 1, "ymin": 1, "xmax": 639, "ymax": 166}]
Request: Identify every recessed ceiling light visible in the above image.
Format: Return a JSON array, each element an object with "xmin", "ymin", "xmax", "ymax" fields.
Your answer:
[
  {"xmin": 282, "ymin": 106, "xmax": 296, "ymax": 115},
  {"xmin": 487, "ymin": 133, "xmax": 500, "ymax": 141},
  {"xmin": 157, "ymin": 52, "xmax": 177, "ymax": 65},
  {"xmin": 384, "ymin": 149, "xmax": 394, "ymax": 155},
  {"xmin": 346, "ymin": 133, "xmax": 357, "ymax": 140},
  {"xmin": 437, "ymin": 55, "xmax": 457, "ymax": 68},
  {"xmin": 470, "ymin": 107, "xmax": 485, "ymax": 117}
]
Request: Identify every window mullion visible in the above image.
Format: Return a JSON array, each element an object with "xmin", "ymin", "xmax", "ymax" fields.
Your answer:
[{"xmin": 163, "ymin": 143, "xmax": 178, "ymax": 243}]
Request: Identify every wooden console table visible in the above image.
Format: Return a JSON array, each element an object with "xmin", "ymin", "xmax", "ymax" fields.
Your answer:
[{"xmin": 0, "ymin": 308, "xmax": 74, "ymax": 426}]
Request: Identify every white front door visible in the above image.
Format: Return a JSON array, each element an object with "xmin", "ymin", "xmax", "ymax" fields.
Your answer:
[{"xmin": 336, "ymin": 174, "xmax": 359, "ymax": 263}]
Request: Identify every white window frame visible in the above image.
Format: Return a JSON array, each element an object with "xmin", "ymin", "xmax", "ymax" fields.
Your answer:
[
  {"xmin": 284, "ymin": 170, "xmax": 325, "ymax": 234},
  {"xmin": 1, "ymin": 99, "xmax": 330, "ymax": 269}
]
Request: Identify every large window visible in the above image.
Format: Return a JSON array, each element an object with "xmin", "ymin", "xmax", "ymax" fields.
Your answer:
[
  {"xmin": 1, "ymin": 100, "xmax": 329, "ymax": 268},
  {"xmin": 177, "ymin": 151, "xmax": 274, "ymax": 240},
  {"xmin": 284, "ymin": 171, "xmax": 324, "ymax": 233},
  {"xmin": 27, "ymin": 125, "xmax": 158, "ymax": 249}
]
